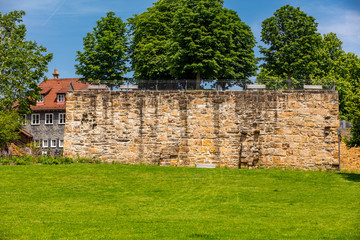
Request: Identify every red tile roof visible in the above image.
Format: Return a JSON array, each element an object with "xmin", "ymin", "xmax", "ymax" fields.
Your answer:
[
  {"xmin": 20, "ymin": 129, "xmax": 33, "ymax": 138},
  {"xmin": 31, "ymin": 78, "xmax": 90, "ymax": 111}
]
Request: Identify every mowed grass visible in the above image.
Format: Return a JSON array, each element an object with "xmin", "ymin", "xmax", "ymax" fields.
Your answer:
[{"xmin": 0, "ymin": 164, "xmax": 359, "ymax": 239}]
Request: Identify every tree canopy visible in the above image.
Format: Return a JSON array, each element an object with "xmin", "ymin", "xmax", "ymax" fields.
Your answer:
[
  {"xmin": 0, "ymin": 10, "xmax": 52, "ymax": 148},
  {"xmin": 75, "ymin": 12, "xmax": 129, "ymax": 90},
  {"xmin": 259, "ymin": 5, "xmax": 321, "ymax": 89},
  {"xmin": 128, "ymin": 0, "xmax": 177, "ymax": 89},
  {"xmin": 0, "ymin": 10, "xmax": 52, "ymax": 114},
  {"xmin": 328, "ymin": 52, "xmax": 360, "ymax": 147},
  {"xmin": 129, "ymin": 0, "xmax": 175, "ymax": 81},
  {"xmin": 257, "ymin": 4, "xmax": 360, "ymax": 146},
  {"xmin": 0, "ymin": 110, "xmax": 23, "ymax": 150},
  {"xmin": 129, "ymin": 0, "xmax": 257, "ymax": 89}
]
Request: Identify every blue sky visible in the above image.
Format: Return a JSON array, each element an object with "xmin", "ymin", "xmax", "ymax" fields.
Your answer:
[{"xmin": 1, "ymin": 0, "xmax": 360, "ymax": 79}]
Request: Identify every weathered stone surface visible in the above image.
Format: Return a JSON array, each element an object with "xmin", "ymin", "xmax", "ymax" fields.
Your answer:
[
  {"xmin": 340, "ymin": 142, "xmax": 360, "ymax": 171},
  {"xmin": 64, "ymin": 90, "xmax": 339, "ymax": 170}
]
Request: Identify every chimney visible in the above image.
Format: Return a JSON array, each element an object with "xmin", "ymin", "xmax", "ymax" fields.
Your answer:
[{"xmin": 53, "ymin": 69, "xmax": 59, "ymax": 79}]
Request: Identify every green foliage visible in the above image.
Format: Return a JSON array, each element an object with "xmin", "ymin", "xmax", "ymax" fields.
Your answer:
[
  {"xmin": 333, "ymin": 53, "xmax": 360, "ymax": 146},
  {"xmin": 129, "ymin": 0, "xmax": 176, "ymax": 84},
  {"xmin": 0, "ymin": 165, "xmax": 359, "ymax": 239},
  {"xmin": 129, "ymin": 0, "xmax": 257, "ymax": 89},
  {"xmin": 169, "ymin": 0, "xmax": 257, "ymax": 89},
  {"xmin": 0, "ymin": 110, "xmax": 22, "ymax": 149},
  {"xmin": 344, "ymin": 119, "xmax": 360, "ymax": 147},
  {"xmin": 0, "ymin": 10, "xmax": 52, "ymax": 114},
  {"xmin": 75, "ymin": 12, "xmax": 129, "ymax": 90},
  {"xmin": 26, "ymin": 141, "xmax": 41, "ymax": 156},
  {"xmin": 259, "ymin": 5, "xmax": 321, "ymax": 87},
  {"xmin": 0, "ymin": 155, "xmax": 103, "ymax": 165},
  {"xmin": 256, "ymin": 68, "xmax": 292, "ymax": 90},
  {"xmin": 257, "ymin": 5, "xmax": 360, "ymax": 146},
  {"xmin": 311, "ymin": 33, "xmax": 344, "ymax": 81},
  {"xmin": 215, "ymin": 9, "xmax": 258, "ymax": 89}
]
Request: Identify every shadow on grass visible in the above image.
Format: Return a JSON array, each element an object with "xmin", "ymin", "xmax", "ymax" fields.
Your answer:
[
  {"xmin": 340, "ymin": 173, "xmax": 360, "ymax": 182},
  {"xmin": 188, "ymin": 233, "xmax": 217, "ymax": 239}
]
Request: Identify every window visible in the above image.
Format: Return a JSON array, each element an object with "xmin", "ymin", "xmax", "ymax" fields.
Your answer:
[
  {"xmin": 43, "ymin": 139, "xmax": 48, "ymax": 148},
  {"xmin": 45, "ymin": 113, "xmax": 53, "ymax": 124},
  {"xmin": 31, "ymin": 114, "xmax": 40, "ymax": 125},
  {"xmin": 59, "ymin": 139, "xmax": 64, "ymax": 147},
  {"xmin": 51, "ymin": 139, "xmax": 57, "ymax": 148},
  {"xmin": 57, "ymin": 94, "xmax": 65, "ymax": 102},
  {"xmin": 59, "ymin": 113, "xmax": 66, "ymax": 124},
  {"xmin": 37, "ymin": 95, "xmax": 44, "ymax": 103},
  {"xmin": 33, "ymin": 140, "xmax": 40, "ymax": 148}
]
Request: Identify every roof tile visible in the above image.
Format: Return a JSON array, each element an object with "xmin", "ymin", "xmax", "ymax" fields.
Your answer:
[{"xmin": 32, "ymin": 78, "xmax": 90, "ymax": 111}]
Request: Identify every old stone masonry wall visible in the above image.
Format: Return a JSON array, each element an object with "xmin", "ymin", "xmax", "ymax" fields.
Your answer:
[{"xmin": 63, "ymin": 90, "xmax": 339, "ymax": 170}]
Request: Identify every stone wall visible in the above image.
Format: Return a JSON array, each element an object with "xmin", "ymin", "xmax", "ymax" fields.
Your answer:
[
  {"xmin": 340, "ymin": 142, "xmax": 360, "ymax": 171},
  {"xmin": 63, "ymin": 90, "xmax": 339, "ymax": 170}
]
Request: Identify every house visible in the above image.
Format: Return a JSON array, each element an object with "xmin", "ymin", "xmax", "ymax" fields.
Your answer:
[
  {"xmin": 15, "ymin": 129, "xmax": 33, "ymax": 146},
  {"xmin": 24, "ymin": 69, "xmax": 90, "ymax": 155}
]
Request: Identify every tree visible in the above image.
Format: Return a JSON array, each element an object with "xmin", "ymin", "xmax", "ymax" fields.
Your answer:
[
  {"xmin": 214, "ymin": 8, "xmax": 257, "ymax": 89},
  {"xmin": 0, "ymin": 111, "xmax": 23, "ymax": 150},
  {"xmin": 169, "ymin": 0, "xmax": 257, "ymax": 89},
  {"xmin": 0, "ymin": 10, "xmax": 53, "ymax": 114},
  {"xmin": 310, "ymin": 33, "xmax": 344, "ymax": 82},
  {"xmin": 129, "ymin": 0, "xmax": 257, "ymax": 90},
  {"xmin": 257, "ymin": 33, "xmax": 345, "ymax": 90},
  {"xmin": 129, "ymin": 0, "xmax": 174, "ymax": 81},
  {"xmin": 257, "ymin": 5, "xmax": 360, "ymax": 146},
  {"xmin": 128, "ymin": 0, "xmax": 177, "ymax": 89},
  {"xmin": 75, "ymin": 12, "xmax": 129, "ymax": 90},
  {"xmin": 328, "ymin": 52, "xmax": 360, "ymax": 146},
  {"xmin": 256, "ymin": 68, "xmax": 288, "ymax": 90},
  {"xmin": 259, "ymin": 5, "xmax": 321, "ymax": 89}
]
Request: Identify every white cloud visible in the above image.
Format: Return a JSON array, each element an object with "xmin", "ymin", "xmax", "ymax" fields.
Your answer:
[{"xmin": 315, "ymin": 5, "xmax": 360, "ymax": 56}]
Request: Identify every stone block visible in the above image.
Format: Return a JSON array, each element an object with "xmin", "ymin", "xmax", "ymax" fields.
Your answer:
[
  {"xmin": 203, "ymin": 139, "xmax": 212, "ymax": 146},
  {"xmin": 209, "ymin": 146, "xmax": 217, "ymax": 153}
]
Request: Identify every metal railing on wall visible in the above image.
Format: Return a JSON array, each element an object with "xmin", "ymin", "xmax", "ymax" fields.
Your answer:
[{"xmin": 104, "ymin": 79, "xmax": 336, "ymax": 91}]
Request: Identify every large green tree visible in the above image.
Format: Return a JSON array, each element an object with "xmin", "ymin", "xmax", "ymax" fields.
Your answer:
[
  {"xmin": 75, "ymin": 12, "xmax": 129, "ymax": 90},
  {"xmin": 215, "ymin": 8, "xmax": 257, "ymax": 89},
  {"xmin": 0, "ymin": 10, "xmax": 52, "ymax": 148},
  {"xmin": 327, "ymin": 52, "xmax": 360, "ymax": 146},
  {"xmin": 129, "ymin": 1, "xmax": 174, "ymax": 80},
  {"xmin": 257, "ymin": 32, "xmax": 343, "ymax": 90},
  {"xmin": 129, "ymin": 0, "xmax": 257, "ymax": 90},
  {"xmin": 259, "ymin": 5, "xmax": 321, "ymax": 89},
  {"xmin": 0, "ymin": 10, "xmax": 52, "ymax": 114},
  {"xmin": 169, "ymin": 0, "xmax": 257, "ymax": 89},
  {"xmin": 258, "ymin": 9, "xmax": 360, "ymax": 146},
  {"xmin": 128, "ymin": 0, "xmax": 177, "ymax": 89}
]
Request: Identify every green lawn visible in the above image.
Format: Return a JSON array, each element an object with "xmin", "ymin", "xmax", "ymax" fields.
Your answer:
[{"xmin": 0, "ymin": 164, "xmax": 359, "ymax": 239}]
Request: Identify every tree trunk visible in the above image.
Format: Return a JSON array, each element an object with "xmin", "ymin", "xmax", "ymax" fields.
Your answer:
[
  {"xmin": 220, "ymin": 82, "xmax": 226, "ymax": 91},
  {"xmin": 196, "ymin": 71, "xmax": 201, "ymax": 90},
  {"xmin": 287, "ymin": 72, "xmax": 291, "ymax": 90}
]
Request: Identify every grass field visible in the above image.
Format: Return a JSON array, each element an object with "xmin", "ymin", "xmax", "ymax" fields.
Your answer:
[{"xmin": 0, "ymin": 164, "xmax": 359, "ymax": 239}]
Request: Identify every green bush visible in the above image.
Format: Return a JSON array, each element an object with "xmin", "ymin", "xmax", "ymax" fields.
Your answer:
[
  {"xmin": 0, "ymin": 155, "xmax": 96, "ymax": 165},
  {"xmin": 0, "ymin": 157, "xmax": 10, "ymax": 165},
  {"xmin": 76, "ymin": 156, "xmax": 101, "ymax": 164}
]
